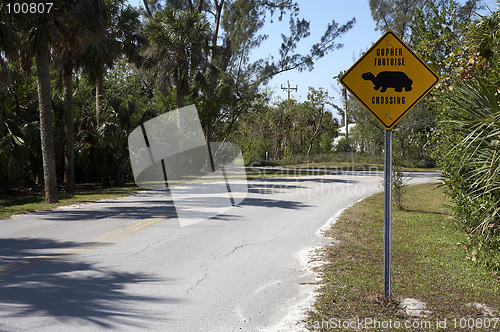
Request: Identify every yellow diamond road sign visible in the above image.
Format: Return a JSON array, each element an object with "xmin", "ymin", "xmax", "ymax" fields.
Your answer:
[{"xmin": 340, "ymin": 30, "xmax": 439, "ymax": 130}]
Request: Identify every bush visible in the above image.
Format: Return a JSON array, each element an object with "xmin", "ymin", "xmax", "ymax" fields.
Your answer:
[
  {"xmin": 435, "ymin": 79, "xmax": 500, "ymax": 271},
  {"xmin": 335, "ymin": 137, "xmax": 355, "ymax": 153}
]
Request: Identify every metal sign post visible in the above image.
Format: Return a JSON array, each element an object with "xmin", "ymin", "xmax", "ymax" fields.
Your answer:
[
  {"xmin": 383, "ymin": 128, "xmax": 392, "ymax": 299},
  {"xmin": 339, "ymin": 30, "xmax": 439, "ymax": 301}
]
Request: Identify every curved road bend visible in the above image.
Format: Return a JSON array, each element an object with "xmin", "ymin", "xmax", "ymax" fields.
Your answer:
[{"xmin": 0, "ymin": 172, "xmax": 438, "ymax": 331}]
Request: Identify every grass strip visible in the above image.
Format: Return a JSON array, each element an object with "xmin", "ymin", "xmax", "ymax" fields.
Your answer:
[
  {"xmin": 0, "ymin": 184, "xmax": 141, "ymax": 219},
  {"xmin": 308, "ymin": 183, "xmax": 500, "ymax": 331},
  {"xmin": 245, "ymin": 163, "xmax": 435, "ymax": 180}
]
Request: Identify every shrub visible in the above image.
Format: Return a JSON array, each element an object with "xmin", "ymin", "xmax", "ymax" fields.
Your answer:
[{"xmin": 435, "ymin": 79, "xmax": 500, "ymax": 271}]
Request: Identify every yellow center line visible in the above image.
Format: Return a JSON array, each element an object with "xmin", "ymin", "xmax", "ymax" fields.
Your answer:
[
  {"xmin": 0, "ymin": 216, "xmax": 171, "ymax": 277},
  {"xmin": 88, "ymin": 216, "xmax": 164, "ymax": 243},
  {"xmin": 0, "ymin": 216, "xmax": 164, "ymax": 273},
  {"xmin": 0, "ymin": 260, "xmax": 31, "ymax": 273}
]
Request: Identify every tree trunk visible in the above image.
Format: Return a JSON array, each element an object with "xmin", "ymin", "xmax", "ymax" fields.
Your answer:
[
  {"xmin": 112, "ymin": 153, "xmax": 127, "ymax": 186},
  {"xmin": 307, "ymin": 113, "xmax": 324, "ymax": 157},
  {"xmin": 95, "ymin": 74, "xmax": 104, "ymax": 127},
  {"xmin": 176, "ymin": 87, "xmax": 185, "ymax": 109},
  {"xmin": 95, "ymin": 74, "xmax": 109, "ymax": 187},
  {"xmin": 36, "ymin": 50, "xmax": 58, "ymax": 203},
  {"xmin": 112, "ymin": 161, "xmax": 126, "ymax": 186},
  {"xmin": 0, "ymin": 102, "xmax": 4, "ymax": 138},
  {"xmin": 197, "ymin": 0, "xmax": 205, "ymax": 13},
  {"xmin": 98, "ymin": 147, "xmax": 110, "ymax": 187},
  {"xmin": 306, "ymin": 135, "xmax": 315, "ymax": 157},
  {"xmin": 208, "ymin": 0, "xmax": 224, "ymax": 65},
  {"xmin": 142, "ymin": 0, "xmax": 152, "ymax": 18},
  {"xmin": 63, "ymin": 62, "xmax": 75, "ymax": 193},
  {"xmin": 290, "ymin": 124, "xmax": 296, "ymax": 156},
  {"xmin": 213, "ymin": 1, "xmax": 223, "ymax": 43}
]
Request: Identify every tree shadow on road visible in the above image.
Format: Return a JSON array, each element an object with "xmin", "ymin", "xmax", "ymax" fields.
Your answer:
[
  {"xmin": 26, "ymin": 175, "xmax": 360, "ymax": 225},
  {"xmin": 0, "ymin": 238, "xmax": 180, "ymax": 330}
]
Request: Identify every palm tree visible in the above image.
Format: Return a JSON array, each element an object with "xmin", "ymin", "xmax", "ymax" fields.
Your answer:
[
  {"xmin": 14, "ymin": 6, "xmax": 62, "ymax": 203},
  {"xmin": 35, "ymin": 44, "xmax": 58, "ymax": 203},
  {"xmin": 469, "ymin": 4, "xmax": 500, "ymax": 59},
  {"xmin": 445, "ymin": 79, "xmax": 500, "ymax": 199},
  {"xmin": 438, "ymin": 78, "xmax": 500, "ymax": 266},
  {"xmin": 145, "ymin": 8, "xmax": 212, "ymax": 108},
  {"xmin": 81, "ymin": 0, "xmax": 146, "ymax": 187},
  {"xmin": 82, "ymin": 1, "xmax": 145, "ymax": 125},
  {"xmin": 75, "ymin": 96, "xmax": 145, "ymax": 186},
  {"xmin": 15, "ymin": 0, "xmax": 107, "ymax": 201},
  {"xmin": 102, "ymin": 97, "xmax": 138, "ymax": 186},
  {"xmin": 54, "ymin": 0, "xmax": 107, "ymax": 193}
]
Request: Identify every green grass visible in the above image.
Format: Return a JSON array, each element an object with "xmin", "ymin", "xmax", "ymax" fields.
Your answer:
[
  {"xmin": 245, "ymin": 163, "xmax": 436, "ymax": 180},
  {"xmin": 271, "ymin": 152, "xmax": 436, "ymax": 171},
  {"xmin": 281, "ymin": 161, "xmax": 384, "ymax": 171},
  {"xmin": 0, "ymin": 184, "xmax": 141, "ymax": 219},
  {"xmin": 280, "ymin": 161, "xmax": 434, "ymax": 172},
  {"xmin": 308, "ymin": 183, "xmax": 500, "ymax": 331}
]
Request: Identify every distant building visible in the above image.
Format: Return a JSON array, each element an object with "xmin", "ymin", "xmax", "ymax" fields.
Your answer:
[{"xmin": 332, "ymin": 123, "xmax": 357, "ymax": 151}]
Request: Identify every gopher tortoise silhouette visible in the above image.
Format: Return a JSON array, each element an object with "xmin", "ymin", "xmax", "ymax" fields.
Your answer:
[{"xmin": 362, "ymin": 71, "xmax": 413, "ymax": 93}]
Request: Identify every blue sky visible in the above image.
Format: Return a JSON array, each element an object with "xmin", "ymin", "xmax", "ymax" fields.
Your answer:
[
  {"xmin": 250, "ymin": 0, "xmax": 380, "ymax": 107},
  {"xmin": 128, "ymin": 0, "xmax": 498, "ymax": 113}
]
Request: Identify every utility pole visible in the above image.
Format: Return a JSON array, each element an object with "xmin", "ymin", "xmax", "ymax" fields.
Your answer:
[
  {"xmin": 342, "ymin": 87, "xmax": 348, "ymax": 139},
  {"xmin": 281, "ymin": 80, "xmax": 298, "ymax": 100},
  {"xmin": 334, "ymin": 74, "xmax": 348, "ymax": 139}
]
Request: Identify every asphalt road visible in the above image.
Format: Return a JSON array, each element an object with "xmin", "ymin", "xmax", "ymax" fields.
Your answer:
[{"xmin": 0, "ymin": 172, "xmax": 438, "ymax": 331}]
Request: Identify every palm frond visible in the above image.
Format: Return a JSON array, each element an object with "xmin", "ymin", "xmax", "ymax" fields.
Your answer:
[{"xmin": 441, "ymin": 78, "xmax": 500, "ymax": 236}]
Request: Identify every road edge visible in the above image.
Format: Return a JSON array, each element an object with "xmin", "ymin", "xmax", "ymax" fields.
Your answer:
[{"xmin": 267, "ymin": 195, "xmax": 371, "ymax": 331}]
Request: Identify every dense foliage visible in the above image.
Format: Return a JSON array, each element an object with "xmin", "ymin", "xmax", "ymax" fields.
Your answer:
[
  {"xmin": 366, "ymin": 0, "xmax": 500, "ymax": 269},
  {"xmin": 428, "ymin": 2, "xmax": 500, "ymax": 270},
  {"xmin": 0, "ymin": 0, "xmax": 354, "ymax": 200},
  {"xmin": 229, "ymin": 87, "xmax": 339, "ymax": 164},
  {"xmin": 342, "ymin": 0, "xmax": 482, "ymax": 169}
]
